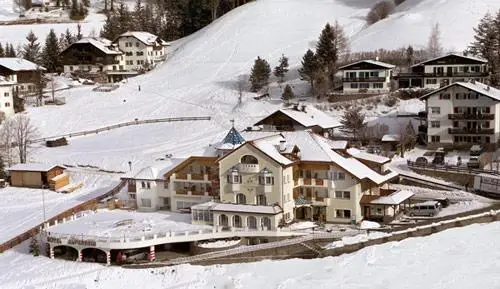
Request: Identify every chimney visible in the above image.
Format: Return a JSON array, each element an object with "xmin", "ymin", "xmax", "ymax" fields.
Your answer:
[
  {"xmin": 487, "ymin": 86, "xmax": 490, "ymax": 91},
  {"xmin": 293, "ymin": 103, "xmax": 299, "ymax": 111},
  {"xmin": 301, "ymin": 105, "xmax": 306, "ymax": 112},
  {"xmin": 246, "ymin": 126, "xmax": 252, "ymax": 131},
  {"xmin": 279, "ymin": 140, "xmax": 286, "ymax": 152}
]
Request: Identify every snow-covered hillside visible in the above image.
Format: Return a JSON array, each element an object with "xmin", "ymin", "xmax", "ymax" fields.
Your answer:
[
  {"xmin": 2, "ymin": 222, "xmax": 500, "ymax": 288},
  {"xmin": 350, "ymin": 0, "xmax": 500, "ymax": 52}
]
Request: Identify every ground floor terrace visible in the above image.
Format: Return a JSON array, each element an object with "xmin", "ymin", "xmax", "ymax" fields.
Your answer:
[{"xmin": 42, "ymin": 208, "xmax": 306, "ymax": 265}]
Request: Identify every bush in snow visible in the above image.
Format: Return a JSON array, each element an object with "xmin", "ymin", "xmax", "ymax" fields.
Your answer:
[
  {"xmin": 29, "ymin": 236, "xmax": 40, "ymax": 256},
  {"xmin": 281, "ymin": 84, "xmax": 295, "ymax": 104},
  {"xmin": 249, "ymin": 56, "xmax": 271, "ymax": 92},
  {"xmin": 366, "ymin": 1, "xmax": 395, "ymax": 25},
  {"xmin": 384, "ymin": 95, "xmax": 398, "ymax": 107}
]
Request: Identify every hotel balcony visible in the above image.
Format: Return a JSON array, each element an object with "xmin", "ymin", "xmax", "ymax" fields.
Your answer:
[
  {"xmin": 448, "ymin": 127, "xmax": 494, "ymax": 135},
  {"xmin": 174, "ymin": 189, "xmax": 211, "ymax": 197},
  {"xmin": 448, "ymin": 113, "xmax": 494, "ymax": 120},
  {"xmin": 238, "ymin": 163, "xmax": 260, "ymax": 173},
  {"xmin": 293, "ymin": 178, "xmax": 329, "ymax": 188},
  {"xmin": 342, "ymin": 77, "xmax": 386, "ymax": 82}
]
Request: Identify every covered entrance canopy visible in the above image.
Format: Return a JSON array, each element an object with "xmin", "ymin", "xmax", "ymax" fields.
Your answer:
[{"xmin": 360, "ymin": 190, "xmax": 414, "ymax": 223}]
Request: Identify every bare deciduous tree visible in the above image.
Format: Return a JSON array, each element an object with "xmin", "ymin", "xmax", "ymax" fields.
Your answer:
[
  {"xmin": 210, "ymin": 0, "xmax": 221, "ymax": 21},
  {"xmin": 12, "ymin": 114, "xmax": 39, "ymax": 164},
  {"xmin": 0, "ymin": 118, "xmax": 16, "ymax": 167},
  {"xmin": 427, "ymin": 23, "xmax": 443, "ymax": 58},
  {"xmin": 398, "ymin": 120, "xmax": 416, "ymax": 158},
  {"xmin": 235, "ymin": 75, "xmax": 246, "ymax": 109}
]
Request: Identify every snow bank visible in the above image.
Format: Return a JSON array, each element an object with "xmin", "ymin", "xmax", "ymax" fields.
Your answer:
[
  {"xmin": 359, "ymin": 220, "xmax": 381, "ymax": 229},
  {"xmin": 2, "ymin": 222, "xmax": 500, "ymax": 288},
  {"xmin": 323, "ymin": 231, "xmax": 389, "ymax": 249}
]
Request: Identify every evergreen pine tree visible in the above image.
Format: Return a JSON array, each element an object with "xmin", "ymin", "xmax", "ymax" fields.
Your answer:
[
  {"xmin": 22, "ymin": 31, "xmax": 41, "ymax": 64},
  {"xmin": 281, "ymin": 84, "xmax": 294, "ymax": 104},
  {"xmin": 405, "ymin": 45, "xmax": 414, "ymax": 67},
  {"xmin": 273, "ymin": 54, "xmax": 289, "ymax": 82},
  {"xmin": 249, "ymin": 56, "xmax": 271, "ymax": 92},
  {"xmin": 29, "ymin": 236, "xmax": 40, "ymax": 256},
  {"xmin": 315, "ymin": 21, "xmax": 348, "ymax": 84},
  {"xmin": 298, "ymin": 49, "xmax": 319, "ymax": 90},
  {"xmin": 100, "ymin": 14, "xmax": 121, "ymax": 40},
  {"xmin": 340, "ymin": 107, "xmax": 366, "ymax": 140},
  {"xmin": 56, "ymin": 0, "xmax": 60, "ymax": 7},
  {"xmin": 467, "ymin": 13, "xmax": 499, "ymax": 87},
  {"xmin": 9, "ymin": 44, "xmax": 16, "ymax": 57},
  {"xmin": 0, "ymin": 43, "xmax": 4, "ymax": 57},
  {"xmin": 41, "ymin": 29, "xmax": 61, "ymax": 72},
  {"xmin": 76, "ymin": 23, "xmax": 83, "ymax": 40}
]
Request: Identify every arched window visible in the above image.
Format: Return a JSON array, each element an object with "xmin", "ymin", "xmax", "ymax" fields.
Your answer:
[
  {"xmin": 236, "ymin": 193, "xmax": 246, "ymax": 204},
  {"xmin": 233, "ymin": 215, "xmax": 242, "ymax": 228},
  {"xmin": 256, "ymin": 194, "xmax": 267, "ymax": 206},
  {"xmin": 219, "ymin": 214, "xmax": 229, "ymax": 227},
  {"xmin": 241, "ymin": 155, "xmax": 258, "ymax": 164},
  {"xmin": 247, "ymin": 216, "xmax": 257, "ymax": 229},
  {"xmin": 261, "ymin": 217, "xmax": 271, "ymax": 230}
]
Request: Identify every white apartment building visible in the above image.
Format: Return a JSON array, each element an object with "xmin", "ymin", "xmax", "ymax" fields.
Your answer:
[
  {"xmin": 0, "ymin": 77, "xmax": 15, "ymax": 120},
  {"xmin": 422, "ymin": 80, "xmax": 500, "ymax": 149},
  {"xmin": 114, "ymin": 31, "xmax": 169, "ymax": 71},
  {"xmin": 339, "ymin": 60, "xmax": 395, "ymax": 94},
  {"xmin": 398, "ymin": 53, "xmax": 488, "ymax": 89}
]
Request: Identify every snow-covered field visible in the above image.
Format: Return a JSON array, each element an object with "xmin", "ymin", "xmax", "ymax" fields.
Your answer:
[
  {"xmin": 46, "ymin": 209, "xmax": 211, "ymax": 238},
  {"xmin": 350, "ymin": 0, "xmax": 500, "ymax": 52},
  {"xmin": 2, "ymin": 222, "xmax": 500, "ymax": 288},
  {"xmin": 0, "ymin": 171, "xmax": 116, "ymax": 244}
]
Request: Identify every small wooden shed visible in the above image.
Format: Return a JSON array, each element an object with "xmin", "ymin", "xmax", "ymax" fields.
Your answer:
[{"xmin": 8, "ymin": 164, "xmax": 69, "ymax": 190}]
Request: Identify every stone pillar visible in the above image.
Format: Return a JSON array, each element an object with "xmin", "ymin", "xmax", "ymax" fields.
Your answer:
[
  {"xmin": 106, "ymin": 251, "xmax": 111, "ymax": 266},
  {"xmin": 257, "ymin": 217, "xmax": 263, "ymax": 231},
  {"xmin": 49, "ymin": 245, "xmax": 54, "ymax": 259},
  {"xmin": 148, "ymin": 246, "xmax": 155, "ymax": 262},
  {"xmin": 77, "ymin": 249, "xmax": 82, "ymax": 262}
]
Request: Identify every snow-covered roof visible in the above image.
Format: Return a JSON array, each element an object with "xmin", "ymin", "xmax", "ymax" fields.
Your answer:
[
  {"xmin": 420, "ymin": 81, "xmax": 500, "ymax": 102},
  {"xmin": 0, "ymin": 58, "xmax": 45, "ymax": 71},
  {"xmin": 132, "ymin": 158, "xmax": 186, "ymax": 180},
  {"xmin": 412, "ymin": 53, "xmax": 487, "ymax": 67},
  {"xmin": 210, "ymin": 203, "xmax": 283, "ymax": 215},
  {"xmin": 222, "ymin": 131, "xmax": 398, "ymax": 185},
  {"xmin": 8, "ymin": 163, "xmax": 64, "ymax": 172},
  {"xmin": 370, "ymin": 190, "xmax": 414, "ymax": 205},
  {"xmin": 382, "ymin": 134, "xmax": 401, "ymax": 142},
  {"xmin": 255, "ymin": 105, "xmax": 341, "ymax": 130},
  {"xmin": 72, "ymin": 37, "xmax": 122, "ymax": 55},
  {"xmin": 118, "ymin": 31, "xmax": 168, "ymax": 46},
  {"xmin": 339, "ymin": 59, "xmax": 396, "ymax": 70},
  {"xmin": 347, "ymin": 148, "xmax": 390, "ymax": 164}
]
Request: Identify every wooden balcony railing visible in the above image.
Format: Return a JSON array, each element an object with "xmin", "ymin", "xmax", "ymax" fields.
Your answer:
[
  {"xmin": 448, "ymin": 113, "xmax": 494, "ymax": 120},
  {"xmin": 304, "ymin": 179, "xmax": 312, "ymax": 185},
  {"xmin": 448, "ymin": 128, "xmax": 494, "ymax": 135},
  {"xmin": 190, "ymin": 173, "xmax": 204, "ymax": 180},
  {"xmin": 315, "ymin": 179, "xmax": 324, "ymax": 186}
]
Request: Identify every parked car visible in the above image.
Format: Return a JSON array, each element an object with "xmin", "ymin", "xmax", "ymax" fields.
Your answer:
[
  {"xmin": 470, "ymin": 145, "xmax": 483, "ymax": 156},
  {"xmin": 467, "ymin": 157, "xmax": 481, "ymax": 169},
  {"xmin": 409, "ymin": 201, "xmax": 441, "ymax": 217},
  {"xmin": 415, "ymin": 157, "xmax": 428, "ymax": 166}
]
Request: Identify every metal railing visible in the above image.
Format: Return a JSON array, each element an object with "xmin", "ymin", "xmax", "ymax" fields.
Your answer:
[
  {"xmin": 407, "ymin": 160, "xmax": 500, "ymax": 176},
  {"xmin": 448, "ymin": 127, "xmax": 494, "ymax": 135},
  {"xmin": 448, "ymin": 113, "xmax": 494, "ymax": 120}
]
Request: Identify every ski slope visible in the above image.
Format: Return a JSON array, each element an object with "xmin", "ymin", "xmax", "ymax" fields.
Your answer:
[
  {"xmin": 350, "ymin": 0, "xmax": 500, "ymax": 52},
  {"xmin": 2, "ymin": 221, "xmax": 500, "ymax": 288}
]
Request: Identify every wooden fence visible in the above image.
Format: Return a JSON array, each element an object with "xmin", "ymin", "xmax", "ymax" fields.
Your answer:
[
  {"xmin": 32, "ymin": 116, "xmax": 211, "ymax": 143},
  {"xmin": 0, "ymin": 180, "xmax": 126, "ymax": 253},
  {"xmin": 407, "ymin": 160, "xmax": 500, "ymax": 176}
]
